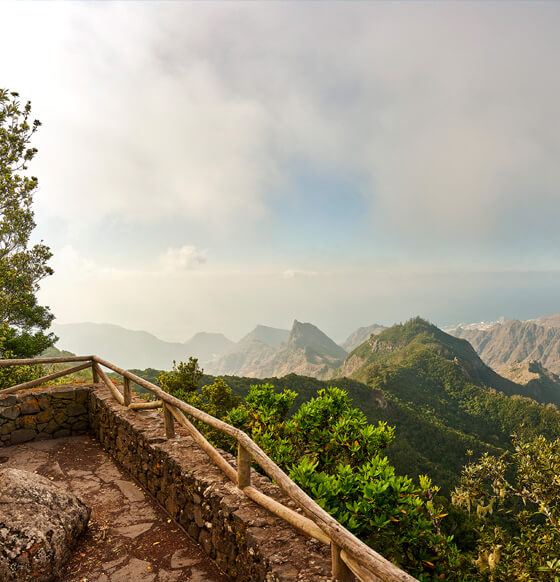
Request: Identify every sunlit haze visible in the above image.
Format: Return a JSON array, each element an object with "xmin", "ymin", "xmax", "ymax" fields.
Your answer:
[{"xmin": 3, "ymin": 1, "xmax": 559, "ymax": 342}]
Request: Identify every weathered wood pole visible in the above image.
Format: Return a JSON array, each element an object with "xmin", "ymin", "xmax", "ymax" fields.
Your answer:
[
  {"xmin": 92, "ymin": 363, "xmax": 100, "ymax": 383},
  {"xmin": 0, "ymin": 361, "xmax": 93, "ymax": 395},
  {"xmin": 168, "ymin": 405, "xmax": 238, "ymax": 484},
  {"xmin": 332, "ymin": 542, "xmax": 355, "ymax": 581},
  {"xmin": 93, "ymin": 363, "xmax": 125, "ymax": 405},
  {"xmin": 237, "ymin": 443, "xmax": 251, "ymax": 489},
  {"xmin": 129, "ymin": 400, "xmax": 163, "ymax": 410},
  {"xmin": 123, "ymin": 376, "xmax": 132, "ymax": 406},
  {"xmin": 163, "ymin": 403, "xmax": 175, "ymax": 439}
]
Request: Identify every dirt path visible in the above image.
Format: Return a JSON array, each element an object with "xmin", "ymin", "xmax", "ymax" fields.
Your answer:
[{"xmin": 1, "ymin": 435, "xmax": 229, "ymax": 582}]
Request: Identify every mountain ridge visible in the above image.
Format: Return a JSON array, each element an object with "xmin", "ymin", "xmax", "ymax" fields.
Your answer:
[
  {"xmin": 448, "ymin": 315, "xmax": 560, "ymax": 374},
  {"xmin": 52, "ymin": 322, "xmax": 234, "ymax": 369},
  {"xmin": 206, "ymin": 320, "xmax": 347, "ymax": 379},
  {"xmin": 341, "ymin": 323, "xmax": 386, "ymax": 352},
  {"xmin": 335, "ymin": 316, "xmax": 560, "ymax": 490}
]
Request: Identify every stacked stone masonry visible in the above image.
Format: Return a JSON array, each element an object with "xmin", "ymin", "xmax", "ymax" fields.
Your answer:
[
  {"xmin": 0, "ymin": 383, "xmax": 331, "ymax": 581},
  {"xmin": 0, "ymin": 385, "xmax": 90, "ymax": 446}
]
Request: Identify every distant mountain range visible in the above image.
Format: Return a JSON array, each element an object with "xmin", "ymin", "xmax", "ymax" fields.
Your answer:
[
  {"xmin": 197, "ymin": 317, "xmax": 560, "ymax": 494},
  {"xmin": 55, "ymin": 314, "xmax": 560, "ymax": 494},
  {"xmin": 52, "ymin": 313, "xmax": 560, "ymax": 388},
  {"xmin": 51, "ymin": 322, "xmax": 234, "ymax": 369},
  {"xmin": 207, "ymin": 324, "xmax": 289, "ymax": 377},
  {"xmin": 184, "ymin": 320, "xmax": 348, "ymax": 380},
  {"xmin": 51, "ymin": 319, "xmax": 382, "ymax": 375},
  {"xmin": 447, "ymin": 314, "xmax": 560, "ymax": 374},
  {"xmin": 340, "ymin": 323, "xmax": 386, "ymax": 352}
]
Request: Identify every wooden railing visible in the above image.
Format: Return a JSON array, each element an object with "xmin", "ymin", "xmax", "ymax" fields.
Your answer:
[{"xmin": 0, "ymin": 355, "xmax": 418, "ymax": 582}]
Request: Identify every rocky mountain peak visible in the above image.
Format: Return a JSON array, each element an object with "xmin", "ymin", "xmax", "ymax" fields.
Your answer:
[
  {"xmin": 238, "ymin": 325, "xmax": 290, "ymax": 349},
  {"xmin": 289, "ymin": 320, "xmax": 347, "ymax": 359}
]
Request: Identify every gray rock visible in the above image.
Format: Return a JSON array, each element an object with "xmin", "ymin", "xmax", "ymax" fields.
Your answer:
[
  {"xmin": 170, "ymin": 548, "xmax": 196, "ymax": 569},
  {"xmin": 20, "ymin": 399, "xmax": 40, "ymax": 415},
  {"xmin": 0, "ymin": 396, "xmax": 17, "ymax": 407},
  {"xmin": 0, "ymin": 467, "xmax": 90, "ymax": 582},
  {"xmin": 115, "ymin": 479, "xmax": 145, "ymax": 502},
  {"xmin": 65, "ymin": 401, "xmax": 87, "ymax": 417},
  {"xmin": 53, "ymin": 429, "xmax": 71, "ymax": 438},
  {"xmin": 10, "ymin": 428, "xmax": 36, "ymax": 444},
  {"xmin": 113, "ymin": 522, "xmax": 152, "ymax": 538},
  {"xmin": 0, "ymin": 406, "xmax": 20, "ymax": 421}
]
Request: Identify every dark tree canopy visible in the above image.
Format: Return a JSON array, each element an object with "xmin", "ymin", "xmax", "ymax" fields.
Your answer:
[{"xmin": 0, "ymin": 89, "xmax": 55, "ymax": 358}]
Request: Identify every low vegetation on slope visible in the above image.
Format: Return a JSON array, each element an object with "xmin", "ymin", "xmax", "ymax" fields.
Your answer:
[
  {"xmin": 159, "ymin": 369, "xmax": 467, "ymax": 580},
  {"xmin": 127, "ymin": 319, "xmax": 560, "ymax": 496},
  {"xmin": 341, "ymin": 318, "xmax": 560, "ymax": 491}
]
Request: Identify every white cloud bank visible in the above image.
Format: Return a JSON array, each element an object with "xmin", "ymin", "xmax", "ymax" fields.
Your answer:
[
  {"xmin": 3, "ymin": 1, "xmax": 560, "ymax": 339},
  {"xmin": 160, "ymin": 246, "xmax": 206, "ymax": 271},
  {"xmin": 283, "ymin": 269, "xmax": 318, "ymax": 279},
  {"xmin": 3, "ymin": 1, "xmax": 560, "ymax": 252}
]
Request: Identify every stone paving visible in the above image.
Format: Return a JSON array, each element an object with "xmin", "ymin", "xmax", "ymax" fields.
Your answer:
[{"xmin": 0, "ymin": 435, "xmax": 229, "ymax": 582}]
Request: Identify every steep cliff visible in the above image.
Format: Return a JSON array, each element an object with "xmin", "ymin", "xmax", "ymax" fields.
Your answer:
[{"xmin": 449, "ymin": 317, "xmax": 560, "ymax": 374}]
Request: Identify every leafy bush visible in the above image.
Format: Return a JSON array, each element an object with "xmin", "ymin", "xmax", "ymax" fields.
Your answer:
[
  {"xmin": 453, "ymin": 433, "xmax": 560, "ymax": 581},
  {"xmin": 0, "ymin": 323, "xmax": 43, "ymax": 389},
  {"xmin": 224, "ymin": 384, "xmax": 467, "ymax": 579},
  {"xmin": 157, "ymin": 357, "xmax": 203, "ymax": 399}
]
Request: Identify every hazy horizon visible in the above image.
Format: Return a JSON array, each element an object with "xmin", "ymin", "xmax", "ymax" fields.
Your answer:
[
  {"xmin": 52, "ymin": 305, "xmax": 557, "ymax": 347},
  {"xmin": 3, "ymin": 1, "xmax": 559, "ymax": 343}
]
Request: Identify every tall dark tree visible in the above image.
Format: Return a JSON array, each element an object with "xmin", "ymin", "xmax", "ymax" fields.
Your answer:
[{"xmin": 0, "ymin": 89, "xmax": 55, "ymax": 358}]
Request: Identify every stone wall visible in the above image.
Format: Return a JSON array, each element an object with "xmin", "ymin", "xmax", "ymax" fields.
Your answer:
[
  {"xmin": 88, "ymin": 385, "xmax": 331, "ymax": 582},
  {"xmin": 0, "ymin": 385, "xmax": 91, "ymax": 447},
  {"xmin": 0, "ymin": 383, "xmax": 332, "ymax": 581}
]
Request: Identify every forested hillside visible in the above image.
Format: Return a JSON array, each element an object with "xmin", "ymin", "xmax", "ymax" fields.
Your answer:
[
  {"xmin": 195, "ymin": 318, "xmax": 560, "ymax": 493},
  {"xmin": 339, "ymin": 318, "xmax": 560, "ymax": 489},
  {"xmin": 116, "ymin": 317, "xmax": 560, "ymax": 494}
]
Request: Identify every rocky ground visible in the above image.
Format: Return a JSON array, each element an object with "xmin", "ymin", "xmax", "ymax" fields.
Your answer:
[{"xmin": 0, "ymin": 435, "xmax": 228, "ymax": 582}]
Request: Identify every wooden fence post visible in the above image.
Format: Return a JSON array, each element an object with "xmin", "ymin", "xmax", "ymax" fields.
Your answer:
[
  {"xmin": 237, "ymin": 442, "xmax": 251, "ymax": 489},
  {"xmin": 331, "ymin": 542, "xmax": 354, "ymax": 581},
  {"xmin": 163, "ymin": 403, "xmax": 175, "ymax": 439},
  {"xmin": 123, "ymin": 377, "xmax": 132, "ymax": 406},
  {"xmin": 92, "ymin": 363, "xmax": 100, "ymax": 383}
]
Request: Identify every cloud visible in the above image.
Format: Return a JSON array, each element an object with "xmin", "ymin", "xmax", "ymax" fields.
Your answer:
[
  {"xmin": 5, "ymin": 1, "xmax": 560, "ymax": 341},
  {"xmin": 3, "ymin": 0, "xmax": 559, "ymax": 259},
  {"xmin": 50, "ymin": 245, "xmax": 97, "ymax": 276},
  {"xmin": 160, "ymin": 246, "xmax": 206, "ymax": 272},
  {"xmin": 283, "ymin": 269, "xmax": 318, "ymax": 279}
]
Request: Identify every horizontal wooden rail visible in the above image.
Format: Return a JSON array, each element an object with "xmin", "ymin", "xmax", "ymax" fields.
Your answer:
[
  {"xmin": 0, "ymin": 356, "xmax": 94, "ymax": 367},
  {"xmin": 243, "ymin": 485, "xmax": 331, "ymax": 546},
  {"xmin": 342, "ymin": 550, "xmax": 384, "ymax": 582},
  {"xmin": 168, "ymin": 403, "xmax": 238, "ymax": 483},
  {"xmin": 0, "ymin": 361, "xmax": 93, "ymax": 395},
  {"xmin": 0, "ymin": 355, "xmax": 418, "ymax": 582},
  {"xmin": 129, "ymin": 400, "xmax": 163, "ymax": 410}
]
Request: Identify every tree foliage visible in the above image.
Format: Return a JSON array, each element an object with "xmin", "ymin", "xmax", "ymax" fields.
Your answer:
[
  {"xmin": 222, "ymin": 384, "xmax": 466, "ymax": 579},
  {"xmin": 453, "ymin": 433, "xmax": 560, "ymax": 581},
  {"xmin": 157, "ymin": 357, "xmax": 203, "ymax": 399},
  {"xmin": 0, "ymin": 89, "xmax": 54, "ymax": 363}
]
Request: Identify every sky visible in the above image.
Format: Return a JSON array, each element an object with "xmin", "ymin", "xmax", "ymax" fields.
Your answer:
[{"xmin": 2, "ymin": 1, "xmax": 560, "ymax": 343}]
